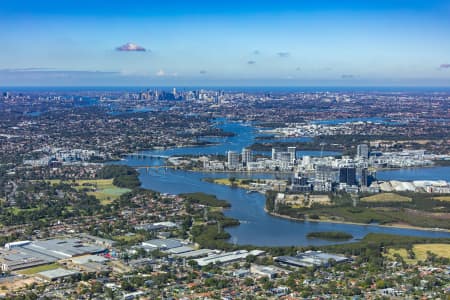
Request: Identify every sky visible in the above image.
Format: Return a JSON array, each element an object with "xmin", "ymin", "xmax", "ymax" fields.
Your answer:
[{"xmin": 1, "ymin": 0, "xmax": 450, "ymax": 87}]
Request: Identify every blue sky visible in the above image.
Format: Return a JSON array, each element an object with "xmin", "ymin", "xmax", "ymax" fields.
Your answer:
[{"xmin": 1, "ymin": 0, "xmax": 450, "ymax": 86}]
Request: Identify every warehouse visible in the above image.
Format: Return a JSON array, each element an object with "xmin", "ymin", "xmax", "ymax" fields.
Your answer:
[
  {"xmin": 37, "ymin": 268, "xmax": 80, "ymax": 281},
  {"xmin": 250, "ymin": 264, "xmax": 290, "ymax": 279},
  {"xmin": 173, "ymin": 249, "xmax": 214, "ymax": 259},
  {"xmin": 141, "ymin": 239, "xmax": 184, "ymax": 251},
  {"xmin": 195, "ymin": 250, "xmax": 265, "ymax": 267},
  {"xmin": 275, "ymin": 251, "xmax": 350, "ymax": 268},
  {"xmin": 0, "ymin": 238, "xmax": 106, "ymax": 272}
]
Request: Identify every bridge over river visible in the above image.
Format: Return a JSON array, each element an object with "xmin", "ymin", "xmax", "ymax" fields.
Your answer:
[{"xmin": 124, "ymin": 153, "xmax": 170, "ymax": 159}]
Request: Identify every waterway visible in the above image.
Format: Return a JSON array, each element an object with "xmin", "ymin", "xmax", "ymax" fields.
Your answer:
[{"xmin": 115, "ymin": 120, "xmax": 450, "ymax": 246}]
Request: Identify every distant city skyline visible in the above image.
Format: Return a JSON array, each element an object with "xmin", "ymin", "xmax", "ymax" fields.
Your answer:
[{"xmin": 1, "ymin": 0, "xmax": 450, "ymax": 86}]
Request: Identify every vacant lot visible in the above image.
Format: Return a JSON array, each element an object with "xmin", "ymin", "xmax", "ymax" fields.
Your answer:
[
  {"xmin": 17, "ymin": 263, "xmax": 60, "ymax": 275},
  {"xmin": 413, "ymin": 243, "xmax": 450, "ymax": 260},
  {"xmin": 360, "ymin": 193, "xmax": 412, "ymax": 203},
  {"xmin": 0, "ymin": 277, "xmax": 38, "ymax": 292},
  {"xmin": 285, "ymin": 194, "xmax": 331, "ymax": 208},
  {"xmin": 113, "ymin": 233, "xmax": 144, "ymax": 245},
  {"xmin": 386, "ymin": 243, "xmax": 450, "ymax": 264},
  {"xmin": 213, "ymin": 178, "xmax": 252, "ymax": 189}
]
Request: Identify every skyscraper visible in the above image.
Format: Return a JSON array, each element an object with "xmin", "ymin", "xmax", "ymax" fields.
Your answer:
[
  {"xmin": 288, "ymin": 146, "xmax": 296, "ymax": 163},
  {"xmin": 361, "ymin": 168, "xmax": 369, "ymax": 187},
  {"xmin": 361, "ymin": 168, "xmax": 374, "ymax": 187},
  {"xmin": 271, "ymin": 148, "xmax": 278, "ymax": 160},
  {"xmin": 339, "ymin": 167, "xmax": 357, "ymax": 185},
  {"xmin": 356, "ymin": 144, "xmax": 369, "ymax": 159},
  {"xmin": 227, "ymin": 151, "xmax": 240, "ymax": 169},
  {"xmin": 241, "ymin": 148, "xmax": 253, "ymax": 164}
]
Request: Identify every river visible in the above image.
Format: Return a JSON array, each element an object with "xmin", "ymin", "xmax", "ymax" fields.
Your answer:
[{"xmin": 114, "ymin": 120, "xmax": 450, "ymax": 246}]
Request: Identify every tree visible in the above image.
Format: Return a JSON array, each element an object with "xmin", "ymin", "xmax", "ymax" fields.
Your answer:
[
  {"xmin": 244, "ymin": 277, "xmax": 254, "ymax": 286},
  {"xmin": 121, "ymin": 279, "xmax": 134, "ymax": 292},
  {"xmin": 246, "ymin": 255, "xmax": 256, "ymax": 263}
]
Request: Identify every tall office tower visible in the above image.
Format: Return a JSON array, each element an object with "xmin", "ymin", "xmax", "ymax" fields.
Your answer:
[
  {"xmin": 241, "ymin": 148, "xmax": 253, "ymax": 164},
  {"xmin": 271, "ymin": 148, "xmax": 278, "ymax": 160},
  {"xmin": 361, "ymin": 168, "xmax": 369, "ymax": 187},
  {"xmin": 339, "ymin": 167, "xmax": 357, "ymax": 185},
  {"xmin": 278, "ymin": 152, "xmax": 292, "ymax": 163},
  {"xmin": 288, "ymin": 146, "xmax": 296, "ymax": 163},
  {"xmin": 356, "ymin": 144, "xmax": 369, "ymax": 159},
  {"xmin": 227, "ymin": 151, "xmax": 240, "ymax": 169}
]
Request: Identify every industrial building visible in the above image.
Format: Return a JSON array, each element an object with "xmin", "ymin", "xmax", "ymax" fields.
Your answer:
[
  {"xmin": 275, "ymin": 251, "xmax": 350, "ymax": 268},
  {"xmin": 195, "ymin": 250, "xmax": 265, "ymax": 267},
  {"xmin": 37, "ymin": 268, "xmax": 80, "ymax": 281},
  {"xmin": 250, "ymin": 264, "xmax": 290, "ymax": 279},
  {"xmin": 0, "ymin": 238, "xmax": 106, "ymax": 272},
  {"xmin": 134, "ymin": 221, "xmax": 178, "ymax": 232},
  {"xmin": 172, "ymin": 249, "xmax": 214, "ymax": 259},
  {"xmin": 141, "ymin": 238, "xmax": 184, "ymax": 251}
]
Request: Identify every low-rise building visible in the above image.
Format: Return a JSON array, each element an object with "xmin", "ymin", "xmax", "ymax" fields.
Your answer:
[{"xmin": 275, "ymin": 251, "xmax": 350, "ymax": 268}]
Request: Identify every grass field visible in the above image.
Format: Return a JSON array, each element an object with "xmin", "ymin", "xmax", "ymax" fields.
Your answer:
[
  {"xmin": 213, "ymin": 178, "xmax": 251, "ymax": 189},
  {"xmin": 360, "ymin": 193, "xmax": 412, "ymax": 203},
  {"xmin": 386, "ymin": 248, "xmax": 412, "ymax": 263},
  {"xmin": 209, "ymin": 206, "xmax": 223, "ymax": 212},
  {"xmin": 386, "ymin": 243, "xmax": 450, "ymax": 264},
  {"xmin": 8, "ymin": 207, "xmax": 39, "ymax": 214},
  {"xmin": 49, "ymin": 179, "xmax": 131, "ymax": 204},
  {"xmin": 433, "ymin": 196, "xmax": 450, "ymax": 202},
  {"xmin": 413, "ymin": 243, "xmax": 450, "ymax": 260},
  {"xmin": 17, "ymin": 263, "xmax": 60, "ymax": 275},
  {"xmin": 113, "ymin": 233, "xmax": 144, "ymax": 244}
]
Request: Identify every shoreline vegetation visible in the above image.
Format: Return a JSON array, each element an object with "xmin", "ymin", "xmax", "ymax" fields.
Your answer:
[
  {"xmin": 104, "ymin": 165, "xmax": 450, "ymax": 256},
  {"xmin": 203, "ymin": 178, "xmax": 450, "ymax": 232},
  {"xmin": 265, "ymin": 190, "xmax": 450, "ymax": 231},
  {"xmin": 203, "ymin": 177, "xmax": 256, "ymax": 190},
  {"xmin": 179, "ymin": 192, "xmax": 232, "ymax": 208},
  {"xmin": 265, "ymin": 208, "xmax": 450, "ymax": 233},
  {"xmin": 179, "ymin": 191, "xmax": 450, "ymax": 253},
  {"xmin": 306, "ymin": 231, "xmax": 354, "ymax": 241}
]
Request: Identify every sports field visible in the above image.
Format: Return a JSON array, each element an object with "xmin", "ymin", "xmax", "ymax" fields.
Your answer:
[{"xmin": 49, "ymin": 179, "xmax": 130, "ymax": 204}]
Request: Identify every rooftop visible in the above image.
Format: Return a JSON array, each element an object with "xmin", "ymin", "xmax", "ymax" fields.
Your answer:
[
  {"xmin": 38, "ymin": 268, "xmax": 79, "ymax": 280},
  {"xmin": 141, "ymin": 239, "xmax": 184, "ymax": 250}
]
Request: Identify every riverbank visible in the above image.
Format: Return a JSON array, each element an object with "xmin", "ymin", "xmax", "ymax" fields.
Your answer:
[
  {"xmin": 153, "ymin": 153, "xmax": 447, "ymax": 177},
  {"xmin": 193, "ymin": 175, "xmax": 450, "ymax": 235},
  {"xmin": 266, "ymin": 208, "xmax": 450, "ymax": 233},
  {"xmin": 113, "ymin": 119, "xmax": 450, "ymax": 246},
  {"xmin": 307, "ymin": 231, "xmax": 353, "ymax": 241},
  {"xmin": 202, "ymin": 177, "xmax": 287, "ymax": 194},
  {"xmin": 188, "ymin": 168, "xmax": 293, "ymax": 174}
]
